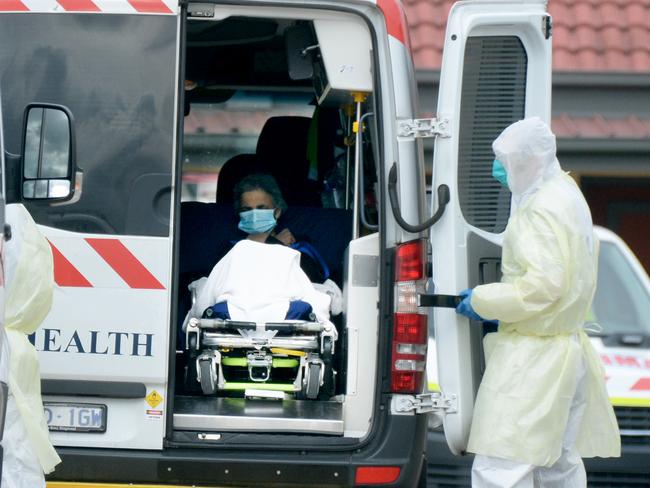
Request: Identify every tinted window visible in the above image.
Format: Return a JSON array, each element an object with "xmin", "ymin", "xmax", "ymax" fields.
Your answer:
[
  {"xmin": 591, "ymin": 241, "xmax": 650, "ymax": 334},
  {"xmin": 0, "ymin": 14, "xmax": 177, "ymax": 236},
  {"xmin": 457, "ymin": 36, "xmax": 526, "ymax": 233}
]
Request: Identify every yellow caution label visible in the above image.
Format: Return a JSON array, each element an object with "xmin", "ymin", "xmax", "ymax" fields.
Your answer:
[{"xmin": 145, "ymin": 390, "xmax": 163, "ymax": 409}]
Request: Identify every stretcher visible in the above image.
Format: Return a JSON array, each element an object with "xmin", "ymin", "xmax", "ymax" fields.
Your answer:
[{"xmin": 185, "ymin": 316, "xmax": 338, "ymax": 399}]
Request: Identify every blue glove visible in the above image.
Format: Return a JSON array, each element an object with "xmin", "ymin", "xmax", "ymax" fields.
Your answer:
[{"xmin": 455, "ymin": 288, "xmax": 485, "ymax": 321}]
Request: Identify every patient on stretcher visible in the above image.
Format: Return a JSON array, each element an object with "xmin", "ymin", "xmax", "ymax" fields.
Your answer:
[
  {"xmin": 188, "ymin": 239, "xmax": 332, "ymax": 324},
  {"xmin": 182, "ymin": 174, "xmax": 340, "ymax": 398},
  {"xmin": 183, "ymin": 226, "xmax": 339, "ymax": 400}
]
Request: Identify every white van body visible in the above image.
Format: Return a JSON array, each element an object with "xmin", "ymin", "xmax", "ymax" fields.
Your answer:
[{"xmin": 0, "ymin": 0, "xmax": 552, "ymax": 486}]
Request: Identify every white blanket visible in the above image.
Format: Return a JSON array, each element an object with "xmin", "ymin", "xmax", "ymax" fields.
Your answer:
[{"xmin": 191, "ymin": 240, "xmax": 331, "ymax": 323}]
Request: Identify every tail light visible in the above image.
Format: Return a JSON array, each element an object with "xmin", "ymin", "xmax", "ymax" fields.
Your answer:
[{"xmin": 391, "ymin": 239, "xmax": 427, "ymax": 393}]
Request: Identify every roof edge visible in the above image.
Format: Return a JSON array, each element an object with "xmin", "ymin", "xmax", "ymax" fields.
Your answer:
[{"xmin": 557, "ymin": 138, "xmax": 650, "ymax": 153}]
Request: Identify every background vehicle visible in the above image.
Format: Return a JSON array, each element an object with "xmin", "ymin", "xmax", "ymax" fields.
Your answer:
[{"xmin": 426, "ymin": 225, "xmax": 650, "ymax": 487}]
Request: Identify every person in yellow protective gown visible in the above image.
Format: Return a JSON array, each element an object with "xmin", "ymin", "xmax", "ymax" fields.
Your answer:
[
  {"xmin": 1, "ymin": 204, "xmax": 60, "ymax": 487},
  {"xmin": 455, "ymin": 117, "xmax": 620, "ymax": 487}
]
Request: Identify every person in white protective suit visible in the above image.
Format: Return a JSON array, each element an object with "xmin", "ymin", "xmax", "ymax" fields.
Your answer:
[
  {"xmin": 1, "ymin": 204, "xmax": 60, "ymax": 487},
  {"xmin": 454, "ymin": 117, "xmax": 620, "ymax": 487}
]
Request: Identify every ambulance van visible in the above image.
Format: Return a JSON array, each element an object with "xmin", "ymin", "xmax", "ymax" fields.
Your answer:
[{"xmin": 0, "ymin": 0, "xmax": 552, "ymax": 486}]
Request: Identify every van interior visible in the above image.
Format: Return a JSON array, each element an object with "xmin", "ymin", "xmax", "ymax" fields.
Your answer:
[{"xmin": 173, "ymin": 7, "xmax": 381, "ymax": 440}]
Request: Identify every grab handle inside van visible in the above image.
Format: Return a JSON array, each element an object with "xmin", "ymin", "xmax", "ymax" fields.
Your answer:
[{"xmin": 388, "ymin": 163, "xmax": 449, "ymax": 233}]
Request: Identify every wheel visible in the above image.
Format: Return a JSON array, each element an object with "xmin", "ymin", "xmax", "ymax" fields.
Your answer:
[
  {"xmin": 199, "ymin": 359, "xmax": 217, "ymax": 395},
  {"xmin": 305, "ymin": 363, "xmax": 322, "ymax": 400},
  {"xmin": 187, "ymin": 333, "xmax": 198, "ymax": 351},
  {"xmin": 319, "ymin": 337, "xmax": 335, "ymax": 399},
  {"xmin": 322, "ymin": 337, "xmax": 334, "ymax": 357}
]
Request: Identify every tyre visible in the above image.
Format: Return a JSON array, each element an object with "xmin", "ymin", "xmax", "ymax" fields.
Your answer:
[
  {"xmin": 305, "ymin": 362, "xmax": 322, "ymax": 399},
  {"xmin": 199, "ymin": 359, "xmax": 217, "ymax": 395}
]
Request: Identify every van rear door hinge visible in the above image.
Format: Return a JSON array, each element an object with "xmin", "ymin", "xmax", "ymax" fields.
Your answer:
[
  {"xmin": 397, "ymin": 117, "xmax": 451, "ymax": 139},
  {"xmin": 390, "ymin": 392, "xmax": 457, "ymax": 415}
]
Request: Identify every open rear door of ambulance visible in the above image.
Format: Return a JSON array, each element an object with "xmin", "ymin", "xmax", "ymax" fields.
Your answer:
[
  {"xmin": 429, "ymin": 0, "xmax": 552, "ymax": 454},
  {"xmin": 0, "ymin": 0, "xmax": 181, "ymax": 453}
]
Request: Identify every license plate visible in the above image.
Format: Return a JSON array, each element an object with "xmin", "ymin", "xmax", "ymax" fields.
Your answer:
[{"xmin": 44, "ymin": 402, "xmax": 107, "ymax": 433}]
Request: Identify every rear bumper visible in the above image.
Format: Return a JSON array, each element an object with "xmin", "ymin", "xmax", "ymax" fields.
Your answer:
[
  {"xmin": 427, "ymin": 430, "xmax": 650, "ymax": 487},
  {"xmin": 48, "ymin": 411, "xmax": 427, "ymax": 487}
]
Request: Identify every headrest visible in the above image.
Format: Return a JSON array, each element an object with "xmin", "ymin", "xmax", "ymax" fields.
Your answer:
[
  {"xmin": 256, "ymin": 116, "xmax": 312, "ymax": 180},
  {"xmin": 216, "ymin": 154, "xmax": 266, "ymax": 204}
]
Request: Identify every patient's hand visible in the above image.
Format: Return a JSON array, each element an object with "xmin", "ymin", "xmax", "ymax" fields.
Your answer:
[{"xmin": 274, "ymin": 228, "xmax": 296, "ymax": 245}]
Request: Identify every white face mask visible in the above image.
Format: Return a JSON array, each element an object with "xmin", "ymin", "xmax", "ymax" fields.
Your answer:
[{"xmin": 238, "ymin": 208, "xmax": 277, "ymax": 234}]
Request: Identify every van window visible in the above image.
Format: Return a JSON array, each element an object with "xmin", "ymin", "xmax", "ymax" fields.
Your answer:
[
  {"xmin": 592, "ymin": 241, "xmax": 650, "ymax": 334},
  {"xmin": 0, "ymin": 14, "xmax": 176, "ymax": 236},
  {"xmin": 457, "ymin": 36, "xmax": 526, "ymax": 233},
  {"xmin": 182, "ymin": 91, "xmax": 314, "ymax": 203}
]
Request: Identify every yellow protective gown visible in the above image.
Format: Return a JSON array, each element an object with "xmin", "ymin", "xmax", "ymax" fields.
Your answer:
[
  {"xmin": 467, "ymin": 118, "xmax": 620, "ymax": 467},
  {"xmin": 4, "ymin": 204, "xmax": 61, "ymax": 474}
]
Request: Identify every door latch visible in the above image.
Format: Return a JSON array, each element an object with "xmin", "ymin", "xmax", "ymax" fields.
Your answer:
[{"xmin": 391, "ymin": 392, "xmax": 457, "ymax": 415}]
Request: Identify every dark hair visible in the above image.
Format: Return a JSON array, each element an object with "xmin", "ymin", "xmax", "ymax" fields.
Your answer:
[{"xmin": 233, "ymin": 173, "xmax": 288, "ymax": 213}]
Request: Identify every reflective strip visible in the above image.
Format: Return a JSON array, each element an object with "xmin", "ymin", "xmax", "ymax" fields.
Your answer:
[
  {"xmin": 0, "ymin": 0, "xmax": 176, "ymax": 13},
  {"xmin": 631, "ymin": 378, "xmax": 650, "ymax": 391},
  {"xmin": 376, "ymin": 0, "xmax": 406, "ymax": 44},
  {"xmin": 48, "ymin": 240, "xmax": 93, "ymax": 288},
  {"xmin": 85, "ymin": 238, "xmax": 165, "ymax": 290},
  {"xmin": 48, "ymin": 238, "xmax": 165, "ymax": 290},
  {"xmin": 0, "ymin": 0, "xmax": 29, "ymax": 11},
  {"xmin": 427, "ymin": 382, "xmax": 440, "ymax": 392},
  {"xmin": 127, "ymin": 0, "xmax": 170, "ymax": 13},
  {"xmin": 609, "ymin": 397, "xmax": 650, "ymax": 407},
  {"xmin": 57, "ymin": 0, "xmax": 100, "ymax": 11}
]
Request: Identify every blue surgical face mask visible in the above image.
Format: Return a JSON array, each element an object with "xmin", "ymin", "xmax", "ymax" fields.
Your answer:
[
  {"xmin": 238, "ymin": 208, "xmax": 277, "ymax": 235},
  {"xmin": 492, "ymin": 158, "xmax": 509, "ymax": 188}
]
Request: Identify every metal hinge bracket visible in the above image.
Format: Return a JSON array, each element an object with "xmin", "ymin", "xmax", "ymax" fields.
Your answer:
[
  {"xmin": 391, "ymin": 392, "xmax": 457, "ymax": 415},
  {"xmin": 397, "ymin": 117, "xmax": 451, "ymax": 139}
]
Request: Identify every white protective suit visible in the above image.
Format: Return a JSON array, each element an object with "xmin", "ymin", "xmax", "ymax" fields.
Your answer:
[
  {"xmin": 191, "ymin": 239, "xmax": 331, "ymax": 324},
  {"xmin": 1, "ymin": 204, "xmax": 60, "ymax": 487},
  {"xmin": 467, "ymin": 118, "xmax": 620, "ymax": 485}
]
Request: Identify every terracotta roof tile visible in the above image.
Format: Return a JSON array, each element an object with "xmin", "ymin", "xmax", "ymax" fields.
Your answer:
[
  {"xmin": 404, "ymin": 0, "xmax": 650, "ymax": 72},
  {"xmin": 552, "ymin": 114, "xmax": 650, "ymax": 139}
]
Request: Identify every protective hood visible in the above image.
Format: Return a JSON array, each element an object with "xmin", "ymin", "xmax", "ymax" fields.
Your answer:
[
  {"xmin": 492, "ymin": 116, "xmax": 561, "ymax": 202},
  {"xmin": 3, "ymin": 204, "xmax": 61, "ymax": 476}
]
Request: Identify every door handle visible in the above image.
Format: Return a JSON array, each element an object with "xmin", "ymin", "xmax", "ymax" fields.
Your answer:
[
  {"xmin": 388, "ymin": 163, "xmax": 449, "ymax": 233},
  {"xmin": 418, "ymin": 294, "xmax": 462, "ymax": 308}
]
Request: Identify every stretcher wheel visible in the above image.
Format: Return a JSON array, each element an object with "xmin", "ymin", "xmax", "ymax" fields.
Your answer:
[
  {"xmin": 322, "ymin": 337, "xmax": 334, "ymax": 357},
  {"xmin": 187, "ymin": 334, "xmax": 198, "ymax": 351},
  {"xmin": 199, "ymin": 359, "xmax": 217, "ymax": 395},
  {"xmin": 305, "ymin": 363, "xmax": 322, "ymax": 400}
]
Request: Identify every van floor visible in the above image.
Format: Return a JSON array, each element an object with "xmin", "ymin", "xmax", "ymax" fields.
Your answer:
[{"xmin": 173, "ymin": 396, "xmax": 344, "ymax": 435}]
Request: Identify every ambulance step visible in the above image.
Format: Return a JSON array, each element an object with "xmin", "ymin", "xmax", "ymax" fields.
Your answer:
[{"xmin": 173, "ymin": 396, "xmax": 344, "ymax": 435}]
